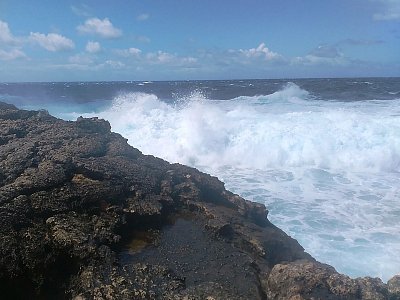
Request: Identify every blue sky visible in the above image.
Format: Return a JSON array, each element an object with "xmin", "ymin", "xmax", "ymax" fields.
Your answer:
[{"xmin": 0, "ymin": 0, "xmax": 399, "ymax": 81}]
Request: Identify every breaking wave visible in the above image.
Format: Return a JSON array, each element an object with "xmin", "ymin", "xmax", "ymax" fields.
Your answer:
[
  {"xmin": 66, "ymin": 83, "xmax": 400, "ymax": 281},
  {"xmin": 72, "ymin": 83, "xmax": 400, "ymax": 173}
]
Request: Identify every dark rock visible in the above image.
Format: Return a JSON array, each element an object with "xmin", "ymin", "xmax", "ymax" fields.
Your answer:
[
  {"xmin": 76, "ymin": 116, "xmax": 111, "ymax": 134},
  {"xmin": 0, "ymin": 102, "xmax": 18, "ymax": 110},
  {"xmin": 263, "ymin": 260, "xmax": 392, "ymax": 300},
  {"xmin": 388, "ymin": 275, "xmax": 400, "ymax": 299},
  {"xmin": 0, "ymin": 103, "xmax": 398, "ymax": 299}
]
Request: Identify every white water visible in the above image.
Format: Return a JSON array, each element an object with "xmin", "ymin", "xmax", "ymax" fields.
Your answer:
[{"xmin": 66, "ymin": 83, "xmax": 400, "ymax": 281}]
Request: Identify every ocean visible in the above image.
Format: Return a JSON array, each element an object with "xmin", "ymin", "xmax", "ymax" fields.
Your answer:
[{"xmin": 1, "ymin": 77, "xmax": 400, "ymax": 281}]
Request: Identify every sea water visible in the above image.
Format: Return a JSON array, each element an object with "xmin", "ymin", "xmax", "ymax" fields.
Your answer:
[{"xmin": 1, "ymin": 78, "xmax": 400, "ymax": 281}]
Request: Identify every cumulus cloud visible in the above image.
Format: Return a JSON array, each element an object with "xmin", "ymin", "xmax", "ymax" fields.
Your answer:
[
  {"xmin": 113, "ymin": 47, "xmax": 197, "ymax": 69},
  {"xmin": 104, "ymin": 60, "xmax": 125, "ymax": 68},
  {"xmin": 86, "ymin": 41, "xmax": 101, "ymax": 53},
  {"xmin": 115, "ymin": 47, "xmax": 142, "ymax": 57},
  {"xmin": 77, "ymin": 18, "xmax": 122, "ymax": 38},
  {"xmin": 0, "ymin": 20, "xmax": 20, "ymax": 44},
  {"xmin": 292, "ymin": 45, "xmax": 346, "ymax": 66},
  {"xmin": 217, "ymin": 43, "xmax": 286, "ymax": 68},
  {"xmin": 0, "ymin": 48, "xmax": 26, "ymax": 61},
  {"xmin": 239, "ymin": 43, "xmax": 282, "ymax": 61},
  {"xmin": 69, "ymin": 53, "xmax": 93, "ymax": 65},
  {"xmin": 145, "ymin": 51, "xmax": 198, "ymax": 67},
  {"xmin": 372, "ymin": 0, "xmax": 400, "ymax": 20},
  {"xmin": 134, "ymin": 35, "xmax": 151, "ymax": 43},
  {"xmin": 0, "ymin": 20, "xmax": 26, "ymax": 61},
  {"xmin": 292, "ymin": 55, "xmax": 346, "ymax": 66},
  {"xmin": 309, "ymin": 45, "xmax": 341, "ymax": 58},
  {"xmin": 137, "ymin": 13, "xmax": 150, "ymax": 21},
  {"xmin": 29, "ymin": 32, "xmax": 75, "ymax": 52},
  {"xmin": 147, "ymin": 51, "xmax": 175, "ymax": 63}
]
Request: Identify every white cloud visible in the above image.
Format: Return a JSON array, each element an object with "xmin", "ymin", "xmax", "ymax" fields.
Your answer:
[
  {"xmin": 372, "ymin": 0, "xmax": 400, "ymax": 20},
  {"xmin": 86, "ymin": 41, "xmax": 101, "ymax": 53},
  {"xmin": 239, "ymin": 43, "xmax": 282, "ymax": 61},
  {"xmin": 374, "ymin": 11, "xmax": 400, "ymax": 21},
  {"xmin": 77, "ymin": 18, "xmax": 122, "ymax": 38},
  {"xmin": 115, "ymin": 47, "xmax": 142, "ymax": 57},
  {"xmin": 137, "ymin": 13, "xmax": 150, "ymax": 21},
  {"xmin": 0, "ymin": 20, "xmax": 26, "ymax": 61},
  {"xmin": 147, "ymin": 51, "xmax": 175, "ymax": 63},
  {"xmin": 0, "ymin": 48, "xmax": 26, "ymax": 61},
  {"xmin": 104, "ymin": 60, "xmax": 125, "ymax": 68},
  {"xmin": 135, "ymin": 35, "xmax": 151, "ymax": 43},
  {"xmin": 71, "ymin": 4, "xmax": 91, "ymax": 17},
  {"xmin": 114, "ymin": 47, "xmax": 197, "ymax": 69},
  {"xmin": 29, "ymin": 32, "xmax": 75, "ymax": 52},
  {"xmin": 292, "ymin": 55, "xmax": 346, "ymax": 66},
  {"xmin": 309, "ymin": 45, "xmax": 340, "ymax": 58},
  {"xmin": 181, "ymin": 57, "xmax": 198, "ymax": 64},
  {"xmin": 69, "ymin": 54, "xmax": 93, "ymax": 65},
  {"xmin": 49, "ymin": 59, "xmax": 126, "ymax": 71},
  {"xmin": 0, "ymin": 20, "xmax": 19, "ymax": 44},
  {"xmin": 217, "ymin": 43, "xmax": 286, "ymax": 67},
  {"xmin": 145, "ymin": 50, "xmax": 198, "ymax": 66},
  {"xmin": 292, "ymin": 45, "xmax": 346, "ymax": 66}
]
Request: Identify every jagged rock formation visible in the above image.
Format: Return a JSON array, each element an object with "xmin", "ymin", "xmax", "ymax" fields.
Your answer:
[{"xmin": 0, "ymin": 102, "xmax": 399, "ymax": 299}]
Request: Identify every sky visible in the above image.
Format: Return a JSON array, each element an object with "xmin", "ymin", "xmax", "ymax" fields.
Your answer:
[{"xmin": 0, "ymin": 0, "xmax": 399, "ymax": 81}]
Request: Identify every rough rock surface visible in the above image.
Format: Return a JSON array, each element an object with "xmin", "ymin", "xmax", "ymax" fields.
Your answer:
[{"xmin": 0, "ymin": 102, "xmax": 398, "ymax": 299}]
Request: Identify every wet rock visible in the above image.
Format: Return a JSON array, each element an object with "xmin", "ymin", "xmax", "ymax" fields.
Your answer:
[{"xmin": 0, "ymin": 102, "xmax": 397, "ymax": 299}]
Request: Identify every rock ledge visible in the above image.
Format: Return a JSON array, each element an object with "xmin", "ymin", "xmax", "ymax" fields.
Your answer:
[{"xmin": 0, "ymin": 102, "xmax": 398, "ymax": 299}]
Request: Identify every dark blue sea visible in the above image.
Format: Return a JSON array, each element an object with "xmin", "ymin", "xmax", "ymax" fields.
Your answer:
[{"xmin": 1, "ymin": 77, "xmax": 400, "ymax": 281}]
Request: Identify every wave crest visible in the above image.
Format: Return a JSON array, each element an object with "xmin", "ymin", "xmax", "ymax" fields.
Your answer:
[{"xmin": 75, "ymin": 89, "xmax": 400, "ymax": 173}]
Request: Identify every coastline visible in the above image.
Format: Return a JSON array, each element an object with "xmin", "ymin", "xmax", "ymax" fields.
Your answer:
[{"xmin": 0, "ymin": 101, "xmax": 399, "ymax": 299}]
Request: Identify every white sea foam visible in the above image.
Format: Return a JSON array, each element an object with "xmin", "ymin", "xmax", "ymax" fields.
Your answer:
[
  {"xmin": 68, "ymin": 83, "xmax": 400, "ymax": 281},
  {"xmin": 80, "ymin": 84, "xmax": 400, "ymax": 173}
]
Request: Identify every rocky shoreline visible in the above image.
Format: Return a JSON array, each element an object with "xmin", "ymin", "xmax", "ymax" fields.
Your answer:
[{"xmin": 0, "ymin": 101, "xmax": 399, "ymax": 299}]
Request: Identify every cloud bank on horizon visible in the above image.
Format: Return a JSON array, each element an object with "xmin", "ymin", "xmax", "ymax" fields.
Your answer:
[{"xmin": 0, "ymin": 0, "xmax": 399, "ymax": 81}]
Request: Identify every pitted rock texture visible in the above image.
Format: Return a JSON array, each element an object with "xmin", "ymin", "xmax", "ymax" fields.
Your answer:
[{"xmin": 0, "ymin": 102, "xmax": 398, "ymax": 299}]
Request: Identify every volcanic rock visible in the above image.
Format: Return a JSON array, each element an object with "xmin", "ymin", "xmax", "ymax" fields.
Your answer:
[{"xmin": 0, "ymin": 102, "xmax": 398, "ymax": 299}]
